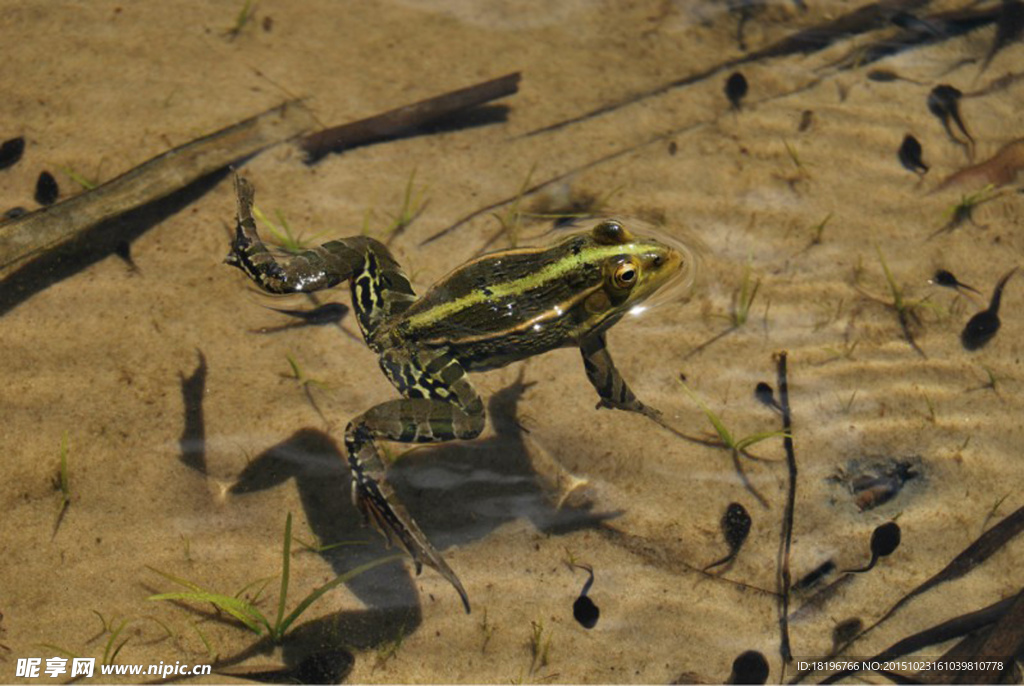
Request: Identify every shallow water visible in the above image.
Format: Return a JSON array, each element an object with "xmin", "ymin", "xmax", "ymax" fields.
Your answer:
[{"xmin": 1, "ymin": 1, "xmax": 1023, "ymax": 684}]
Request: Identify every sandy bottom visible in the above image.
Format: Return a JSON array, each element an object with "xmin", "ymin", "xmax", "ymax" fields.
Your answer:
[{"xmin": 1, "ymin": 1, "xmax": 1023, "ymax": 683}]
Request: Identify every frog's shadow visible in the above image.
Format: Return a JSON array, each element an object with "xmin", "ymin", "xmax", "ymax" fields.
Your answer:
[{"xmin": 229, "ymin": 376, "xmax": 610, "ymax": 616}]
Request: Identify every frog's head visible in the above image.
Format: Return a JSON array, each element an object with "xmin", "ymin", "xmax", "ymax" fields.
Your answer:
[{"xmin": 572, "ymin": 219, "xmax": 687, "ymax": 331}]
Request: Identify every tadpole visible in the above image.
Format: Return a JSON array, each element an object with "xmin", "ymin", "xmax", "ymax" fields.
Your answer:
[
  {"xmin": 0, "ymin": 136, "xmax": 25, "ymax": 170},
  {"xmin": 845, "ymin": 521, "xmax": 901, "ymax": 573},
  {"xmin": 571, "ymin": 563, "xmax": 599, "ymax": 629},
  {"xmin": 727, "ymin": 650, "xmax": 769, "ymax": 684},
  {"xmin": 962, "ymin": 267, "xmax": 1017, "ymax": 351},
  {"xmin": 34, "ymin": 170, "xmax": 59, "ymax": 206},
  {"xmin": 898, "ymin": 134, "xmax": 928, "ymax": 174},
  {"xmin": 932, "ymin": 269, "xmax": 980, "ymax": 295},
  {"xmin": 927, "ymin": 85, "xmax": 974, "ymax": 151},
  {"xmin": 704, "ymin": 502, "xmax": 752, "ymax": 571},
  {"xmin": 754, "ymin": 382, "xmax": 780, "ymax": 411},
  {"xmin": 725, "ymin": 72, "xmax": 748, "ymax": 110},
  {"xmin": 831, "ymin": 617, "xmax": 863, "ymax": 652}
]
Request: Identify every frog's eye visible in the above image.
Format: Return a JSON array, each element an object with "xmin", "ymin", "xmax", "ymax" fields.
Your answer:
[
  {"xmin": 593, "ymin": 220, "xmax": 633, "ymax": 245},
  {"xmin": 612, "ymin": 259, "xmax": 639, "ymax": 289}
]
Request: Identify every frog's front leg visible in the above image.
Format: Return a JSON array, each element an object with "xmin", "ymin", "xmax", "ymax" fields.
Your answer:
[
  {"xmin": 580, "ymin": 332, "xmax": 660, "ymax": 419},
  {"xmin": 346, "ymin": 348, "xmax": 484, "ymax": 614}
]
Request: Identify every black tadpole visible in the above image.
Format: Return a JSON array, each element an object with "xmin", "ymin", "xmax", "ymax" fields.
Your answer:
[
  {"xmin": 962, "ymin": 267, "xmax": 1017, "ymax": 351},
  {"xmin": 34, "ymin": 170, "xmax": 59, "ymax": 206},
  {"xmin": 727, "ymin": 650, "xmax": 769, "ymax": 684},
  {"xmin": 932, "ymin": 269, "xmax": 980, "ymax": 295},
  {"xmin": 725, "ymin": 72, "xmax": 748, "ymax": 110},
  {"xmin": 0, "ymin": 136, "xmax": 25, "ymax": 170},
  {"xmin": 571, "ymin": 563, "xmax": 599, "ymax": 629},
  {"xmin": 927, "ymin": 85, "xmax": 974, "ymax": 149},
  {"xmin": 898, "ymin": 134, "xmax": 928, "ymax": 174},
  {"xmin": 754, "ymin": 382, "xmax": 780, "ymax": 412},
  {"xmin": 704, "ymin": 502, "xmax": 752, "ymax": 571},
  {"xmin": 845, "ymin": 521, "xmax": 901, "ymax": 573}
]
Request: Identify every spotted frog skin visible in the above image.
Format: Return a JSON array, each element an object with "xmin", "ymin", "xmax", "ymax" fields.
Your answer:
[{"xmin": 225, "ymin": 176, "xmax": 685, "ymax": 612}]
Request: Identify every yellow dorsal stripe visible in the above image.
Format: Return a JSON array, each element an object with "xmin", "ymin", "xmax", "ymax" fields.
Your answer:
[{"xmin": 405, "ymin": 242, "xmax": 649, "ymax": 331}]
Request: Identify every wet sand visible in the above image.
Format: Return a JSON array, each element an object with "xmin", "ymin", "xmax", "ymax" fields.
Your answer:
[{"xmin": 1, "ymin": 1, "xmax": 1023, "ymax": 683}]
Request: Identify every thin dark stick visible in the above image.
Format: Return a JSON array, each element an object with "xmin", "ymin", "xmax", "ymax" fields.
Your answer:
[
  {"xmin": 0, "ymin": 100, "xmax": 315, "ymax": 279},
  {"xmin": 300, "ymin": 72, "xmax": 520, "ymax": 162},
  {"xmin": 790, "ymin": 505, "xmax": 1024, "ymax": 683},
  {"xmin": 775, "ymin": 351, "xmax": 797, "ymax": 668}
]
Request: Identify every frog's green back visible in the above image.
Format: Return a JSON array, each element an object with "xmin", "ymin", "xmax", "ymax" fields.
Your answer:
[{"xmin": 391, "ymin": 221, "xmax": 683, "ymax": 371}]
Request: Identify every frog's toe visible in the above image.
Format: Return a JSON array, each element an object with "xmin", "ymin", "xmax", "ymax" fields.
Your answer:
[
  {"xmin": 595, "ymin": 397, "xmax": 661, "ymax": 419},
  {"xmin": 351, "ymin": 473, "xmax": 471, "ymax": 613}
]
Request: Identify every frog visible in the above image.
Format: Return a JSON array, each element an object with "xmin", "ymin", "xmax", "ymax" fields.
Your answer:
[{"xmin": 225, "ymin": 175, "xmax": 687, "ymax": 613}]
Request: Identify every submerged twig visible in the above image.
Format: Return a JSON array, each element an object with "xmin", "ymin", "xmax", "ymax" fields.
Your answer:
[
  {"xmin": 795, "ymin": 505, "xmax": 1024, "ymax": 682},
  {"xmin": 0, "ymin": 101, "xmax": 315, "ymax": 279},
  {"xmin": 775, "ymin": 351, "xmax": 797, "ymax": 669},
  {"xmin": 300, "ymin": 72, "xmax": 520, "ymax": 163}
]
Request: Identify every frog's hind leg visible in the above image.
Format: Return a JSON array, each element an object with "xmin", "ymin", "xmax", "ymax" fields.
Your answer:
[
  {"xmin": 226, "ymin": 175, "xmax": 417, "ymax": 332},
  {"xmin": 346, "ymin": 348, "xmax": 484, "ymax": 613}
]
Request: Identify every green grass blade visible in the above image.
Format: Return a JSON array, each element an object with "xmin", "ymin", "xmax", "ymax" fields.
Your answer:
[
  {"xmin": 273, "ymin": 513, "xmax": 293, "ymax": 640},
  {"xmin": 876, "ymin": 246, "xmax": 902, "ymax": 311},
  {"xmin": 148, "ymin": 591, "xmax": 268, "ymax": 634},
  {"xmin": 678, "ymin": 380, "xmax": 735, "ymax": 448},
  {"xmin": 734, "ymin": 431, "xmax": 790, "ymax": 453},
  {"xmin": 102, "ymin": 618, "xmax": 129, "ymax": 664},
  {"xmin": 145, "ymin": 565, "xmax": 206, "ymax": 593},
  {"xmin": 276, "ymin": 555, "xmax": 402, "ymax": 637}
]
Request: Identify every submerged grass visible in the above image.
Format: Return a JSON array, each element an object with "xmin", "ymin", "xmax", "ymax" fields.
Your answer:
[
  {"xmin": 384, "ymin": 168, "xmax": 429, "ymax": 244},
  {"xmin": 252, "ymin": 205, "xmax": 325, "ymax": 255},
  {"xmin": 53, "ymin": 431, "xmax": 71, "ymax": 537},
  {"xmin": 678, "ymin": 378, "xmax": 785, "ymax": 455},
  {"xmin": 873, "ymin": 247, "xmax": 931, "ymax": 358},
  {"xmin": 148, "ymin": 513, "xmax": 400, "ymax": 643},
  {"xmin": 678, "ymin": 377, "xmax": 786, "ymax": 508}
]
